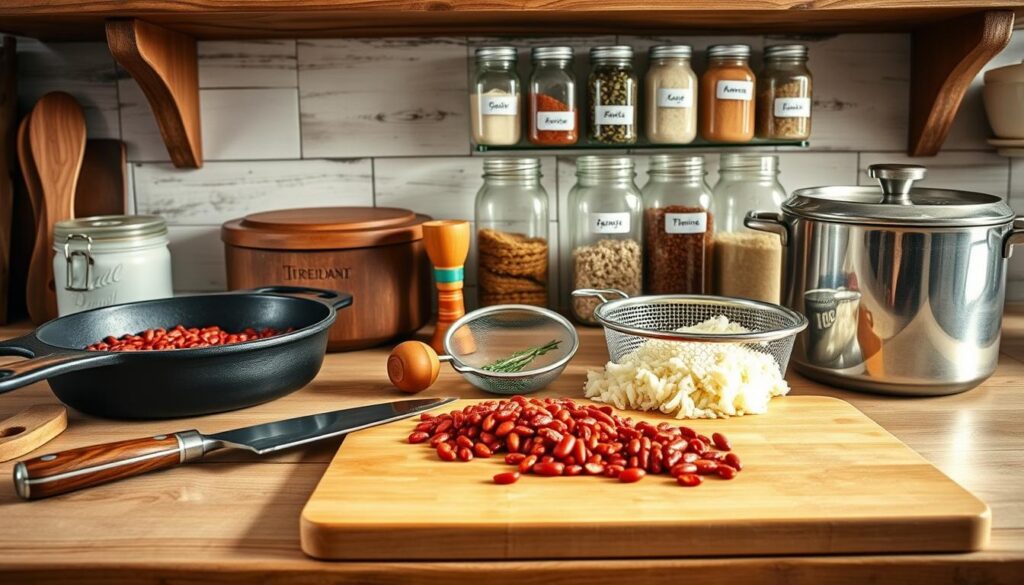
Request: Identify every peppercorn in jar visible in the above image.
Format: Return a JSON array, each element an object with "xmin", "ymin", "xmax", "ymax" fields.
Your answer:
[
  {"xmin": 529, "ymin": 46, "xmax": 578, "ymax": 146},
  {"xmin": 588, "ymin": 46, "xmax": 638, "ymax": 145},
  {"xmin": 757, "ymin": 44, "xmax": 813, "ymax": 140}
]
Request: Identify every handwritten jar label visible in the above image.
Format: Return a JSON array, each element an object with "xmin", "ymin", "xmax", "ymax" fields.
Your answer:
[
  {"xmin": 715, "ymin": 80, "xmax": 753, "ymax": 101},
  {"xmin": 536, "ymin": 111, "xmax": 575, "ymax": 131},
  {"xmin": 774, "ymin": 97, "xmax": 811, "ymax": 118},
  {"xmin": 657, "ymin": 88, "xmax": 693, "ymax": 108},
  {"xmin": 595, "ymin": 105, "xmax": 634, "ymax": 125},
  {"xmin": 482, "ymin": 95, "xmax": 518, "ymax": 116},
  {"xmin": 590, "ymin": 212, "xmax": 631, "ymax": 234},
  {"xmin": 665, "ymin": 212, "xmax": 708, "ymax": 234}
]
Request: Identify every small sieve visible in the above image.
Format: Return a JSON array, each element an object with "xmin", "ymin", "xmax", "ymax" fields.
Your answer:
[
  {"xmin": 571, "ymin": 289, "xmax": 807, "ymax": 371},
  {"xmin": 387, "ymin": 305, "xmax": 579, "ymax": 395}
]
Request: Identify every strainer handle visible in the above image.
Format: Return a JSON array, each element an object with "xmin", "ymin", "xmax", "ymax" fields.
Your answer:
[{"xmin": 571, "ymin": 289, "xmax": 630, "ymax": 304}]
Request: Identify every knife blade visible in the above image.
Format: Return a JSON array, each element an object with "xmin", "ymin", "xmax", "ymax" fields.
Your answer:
[{"xmin": 13, "ymin": 397, "xmax": 455, "ymax": 500}]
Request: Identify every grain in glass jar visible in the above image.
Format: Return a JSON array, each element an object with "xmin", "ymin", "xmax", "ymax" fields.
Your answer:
[
  {"xmin": 474, "ymin": 158, "xmax": 550, "ymax": 308},
  {"xmin": 529, "ymin": 46, "xmax": 578, "ymax": 146},
  {"xmin": 645, "ymin": 45, "xmax": 697, "ymax": 144},
  {"xmin": 642, "ymin": 155, "xmax": 713, "ymax": 294},
  {"xmin": 471, "ymin": 47, "xmax": 521, "ymax": 146},
  {"xmin": 700, "ymin": 44, "xmax": 756, "ymax": 143},
  {"xmin": 53, "ymin": 215, "xmax": 173, "ymax": 316},
  {"xmin": 757, "ymin": 44, "xmax": 812, "ymax": 140},
  {"xmin": 712, "ymin": 154, "xmax": 787, "ymax": 303},
  {"xmin": 588, "ymin": 46, "xmax": 638, "ymax": 145},
  {"xmin": 568, "ymin": 156, "xmax": 643, "ymax": 324}
]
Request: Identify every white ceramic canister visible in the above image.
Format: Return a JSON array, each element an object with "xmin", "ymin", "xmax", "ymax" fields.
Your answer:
[{"xmin": 52, "ymin": 215, "xmax": 173, "ymax": 315}]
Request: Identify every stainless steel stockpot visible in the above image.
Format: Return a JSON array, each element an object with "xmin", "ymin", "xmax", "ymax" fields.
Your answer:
[{"xmin": 745, "ymin": 164, "xmax": 1024, "ymax": 395}]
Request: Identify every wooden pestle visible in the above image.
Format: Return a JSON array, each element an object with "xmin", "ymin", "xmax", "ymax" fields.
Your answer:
[{"xmin": 422, "ymin": 220, "xmax": 470, "ymax": 353}]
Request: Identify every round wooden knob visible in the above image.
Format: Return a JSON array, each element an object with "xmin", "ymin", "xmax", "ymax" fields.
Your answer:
[{"xmin": 387, "ymin": 341, "xmax": 441, "ymax": 394}]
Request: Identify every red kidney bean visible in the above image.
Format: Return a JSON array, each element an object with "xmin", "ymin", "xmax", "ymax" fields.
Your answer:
[
  {"xmin": 564, "ymin": 464, "xmax": 583, "ymax": 477},
  {"xmin": 618, "ymin": 468, "xmax": 646, "ymax": 483},
  {"xmin": 665, "ymin": 450, "xmax": 682, "ymax": 468},
  {"xmin": 725, "ymin": 452, "xmax": 743, "ymax": 471},
  {"xmin": 627, "ymin": 438, "xmax": 641, "ymax": 455},
  {"xmin": 584, "ymin": 462, "xmax": 605, "ymax": 475},
  {"xmin": 553, "ymin": 435, "xmax": 576, "ymax": 459},
  {"xmin": 676, "ymin": 473, "xmax": 703, "ymax": 487},
  {"xmin": 414, "ymin": 422, "xmax": 434, "ymax": 433},
  {"xmin": 494, "ymin": 421, "xmax": 515, "ymax": 437},
  {"xmin": 505, "ymin": 453, "xmax": 526, "ymax": 464},
  {"xmin": 518, "ymin": 455, "xmax": 538, "ymax": 473},
  {"xmin": 506, "ymin": 432, "xmax": 521, "ymax": 453},
  {"xmin": 670, "ymin": 463, "xmax": 698, "ymax": 477},
  {"xmin": 482, "ymin": 414, "xmax": 496, "ymax": 432},
  {"xmin": 694, "ymin": 459, "xmax": 719, "ymax": 475},
  {"xmin": 604, "ymin": 464, "xmax": 625, "ymax": 478},
  {"xmin": 456, "ymin": 435, "xmax": 474, "ymax": 449},
  {"xmin": 408, "ymin": 432, "xmax": 430, "ymax": 444},
  {"xmin": 697, "ymin": 434, "xmax": 713, "ymax": 446},
  {"xmin": 716, "ymin": 464, "xmax": 738, "ymax": 480},
  {"xmin": 533, "ymin": 461, "xmax": 565, "ymax": 477},
  {"xmin": 435, "ymin": 419, "xmax": 453, "ymax": 434},
  {"xmin": 688, "ymin": 438, "xmax": 708, "ymax": 455},
  {"xmin": 711, "ymin": 432, "xmax": 731, "ymax": 451},
  {"xmin": 493, "ymin": 472, "xmax": 520, "ymax": 485},
  {"xmin": 473, "ymin": 443, "xmax": 493, "ymax": 458},
  {"xmin": 437, "ymin": 443, "xmax": 457, "ymax": 462},
  {"xmin": 429, "ymin": 433, "xmax": 450, "ymax": 448},
  {"xmin": 457, "ymin": 447, "xmax": 473, "ymax": 462},
  {"xmin": 681, "ymin": 452, "xmax": 699, "ymax": 464}
]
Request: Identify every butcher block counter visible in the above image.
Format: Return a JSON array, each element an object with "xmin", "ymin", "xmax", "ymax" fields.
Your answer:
[{"xmin": 1, "ymin": 309, "xmax": 1023, "ymax": 584}]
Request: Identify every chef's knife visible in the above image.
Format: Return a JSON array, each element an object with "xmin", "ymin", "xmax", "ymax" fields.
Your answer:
[{"xmin": 13, "ymin": 397, "xmax": 455, "ymax": 500}]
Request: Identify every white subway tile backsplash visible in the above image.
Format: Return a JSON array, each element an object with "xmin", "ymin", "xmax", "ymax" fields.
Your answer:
[
  {"xmin": 858, "ymin": 151, "xmax": 1010, "ymax": 197},
  {"xmin": 777, "ymin": 151, "xmax": 859, "ymax": 193},
  {"xmin": 134, "ymin": 159, "xmax": 373, "ymax": 225},
  {"xmin": 201, "ymin": 88, "xmax": 301, "ymax": 160},
  {"xmin": 198, "ymin": 40, "xmax": 298, "ymax": 88},
  {"xmin": 298, "ymin": 38, "xmax": 469, "ymax": 158},
  {"xmin": 168, "ymin": 226, "xmax": 227, "ymax": 291},
  {"xmin": 118, "ymin": 76, "xmax": 168, "ymax": 162}
]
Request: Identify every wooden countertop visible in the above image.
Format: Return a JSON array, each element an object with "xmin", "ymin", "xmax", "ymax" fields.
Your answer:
[{"xmin": 0, "ymin": 312, "xmax": 1023, "ymax": 584}]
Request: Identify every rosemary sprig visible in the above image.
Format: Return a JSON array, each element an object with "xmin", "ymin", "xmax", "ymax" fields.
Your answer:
[{"xmin": 481, "ymin": 340, "xmax": 562, "ymax": 373}]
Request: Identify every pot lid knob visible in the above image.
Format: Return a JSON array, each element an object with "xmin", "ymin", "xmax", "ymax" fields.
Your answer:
[{"xmin": 869, "ymin": 164, "xmax": 926, "ymax": 205}]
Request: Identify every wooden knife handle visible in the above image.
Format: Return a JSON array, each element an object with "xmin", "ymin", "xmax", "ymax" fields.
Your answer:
[{"xmin": 13, "ymin": 430, "xmax": 204, "ymax": 500}]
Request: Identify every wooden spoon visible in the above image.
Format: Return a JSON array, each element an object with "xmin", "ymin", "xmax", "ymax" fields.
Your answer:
[
  {"xmin": 0, "ymin": 404, "xmax": 67, "ymax": 463},
  {"xmin": 75, "ymin": 139, "xmax": 127, "ymax": 218},
  {"xmin": 26, "ymin": 92, "xmax": 86, "ymax": 324}
]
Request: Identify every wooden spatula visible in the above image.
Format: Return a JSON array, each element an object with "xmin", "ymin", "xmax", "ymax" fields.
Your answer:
[
  {"xmin": 75, "ymin": 139, "xmax": 127, "ymax": 218},
  {"xmin": 0, "ymin": 404, "xmax": 67, "ymax": 463},
  {"xmin": 26, "ymin": 92, "xmax": 86, "ymax": 324}
]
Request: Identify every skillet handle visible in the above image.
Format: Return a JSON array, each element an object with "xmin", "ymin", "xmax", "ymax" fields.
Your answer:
[
  {"xmin": 249, "ymin": 285, "xmax": 353, "ymax": 311},
  {"xmin": 0, "ymin": 336, "xmax": 121, "ymax": 395}
]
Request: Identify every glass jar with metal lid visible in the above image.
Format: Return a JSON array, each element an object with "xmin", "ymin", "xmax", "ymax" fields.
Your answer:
[
  {"xmin": 588, "ymin": 46, "xmax": 638, "ymax": 145},
  {"xmin": 645, "ymin": 45, "xmax": 698, "ymax": 144},
  {"xmin": 744, "ymin": 163, "xmax": 1024, "ymax": 396},
  {"xmin": 528, "ymin": 46, "xmax": 578, "ymax": 146},
  {"xmin": 568, "ymin": 156, "xmax": 643, "ymax": 324},
  {"xmin": 52, "ymin": 215, "xmax": 173, "ymax": 316},
  {"xmin": 700, "ymin": 44, "xmax": 756, "ymax": 143},
  {"xmin": 757, "ymin": 44, "xmax": 812, "ymax": 140},
  {"xmin": 474, "ymin": 158, "xmax": 550, "ymax": 308},
  {"xmin": 471, "ymin": 47, "xmax": 521, "ymax": 146},
  {"xmin": 712, "ymin": 153, "xmax": 786, "ymax": 303},
  {"xmin": 641, "ymin": 155, "xmax": 713, "ymax": 294}
]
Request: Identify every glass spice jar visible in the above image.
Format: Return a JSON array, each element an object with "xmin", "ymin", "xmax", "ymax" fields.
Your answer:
[
  {"xmin": 712, "ymin": 154, "xmax": 787, "ymax": 304},
  {"xmin": 568, "ymin": 156, "xmax": 643, "ymax": 324},
  {"xmin": 645, "ymin": 45, "xmax": 698, "ymax": 145},
  {"xmin": 474, "ymin": 158, "xmax": 550, "ymax": 308},
  {"xmin": 700, "ymin": 44, "xmax": 756, "ymax": 143},
  {"xmin": 588, "ymin": 46, "xmax": 638, "ymax": 145},
  {"xmin": 642, "ymin": 155, "xmax": 713, "ymax": 295},
  {"xmin": 528, "ymin": 46, "xmax": 578, "ymax": 146},
  {"xmin": 757, "ymin": 44, "xmax": 813, "ymax": 140},
  {"xmin": 471, "ymin": 47, "xmax": 521, "ymax": 146}
]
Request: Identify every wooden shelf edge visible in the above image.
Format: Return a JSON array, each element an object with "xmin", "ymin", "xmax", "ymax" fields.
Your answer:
[
  {"xmin": 105, "ymin": 19, "xmax": 202, "ymax": 168},
  {"xmin": 908, "ymin": 10, "xmax": 1015, "ymax": 157}
]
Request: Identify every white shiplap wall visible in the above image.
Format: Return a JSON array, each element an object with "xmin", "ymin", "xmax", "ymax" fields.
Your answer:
[{"xmin": 15, "ymin": 32, "xmax": 1024, "ymax": 307}]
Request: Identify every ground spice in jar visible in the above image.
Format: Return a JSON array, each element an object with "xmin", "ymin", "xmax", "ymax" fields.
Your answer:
[
  {"xmin": 713, "ymin": 231, "xmax": 782, "ymax": 303},
  {"xmin": 572, "ymin": 239, "xmax": 642, "ymax": 322},
  {"xmin": 478, "ymin": 228, "xmax": 548, "ymax": 307},
  {"xmin": 645, "ymin": 45, "xmax": 697, "ymax": 145},
  {"xmin": 471, "ymin": 88, "xmax": 521, "ymax": 145},
  {"xmin": 644, "ymin": 206, "xmax": 713, "ymax": 294},
  {"xmin": 700, "ymin": 45, "xmax": 755, "ymax": 143},
  {"xmin": 530, "ymin": 93, "xmax": 578, "ymax": 146}
]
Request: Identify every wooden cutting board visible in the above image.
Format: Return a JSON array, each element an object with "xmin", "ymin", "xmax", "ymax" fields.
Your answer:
[{"xmin": 301, "ymin": 396, "xmax": 990, "ymax": 560}]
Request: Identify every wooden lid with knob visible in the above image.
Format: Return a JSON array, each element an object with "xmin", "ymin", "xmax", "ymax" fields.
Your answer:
[{"xmin": 222, "ymin": 207, "xmax": 432, "ymax": 250}]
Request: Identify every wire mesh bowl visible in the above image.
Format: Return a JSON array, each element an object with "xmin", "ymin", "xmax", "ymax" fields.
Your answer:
[
  {"xmin": 443, "ymin": 305, "xmax": 579, "ymax": 395},
  {"xmin": 571, "ymin": 289, "xmax": 808, "ymax": 372}
]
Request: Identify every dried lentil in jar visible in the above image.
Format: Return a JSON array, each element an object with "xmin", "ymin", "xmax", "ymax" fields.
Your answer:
[
  {"xmin": 642, "ymin": 155, "xmax": 714, "ymax": 294},
  {"xmin": 588, "ymin": 46, "xmax": 638, "ymax": 145},
  {"xmin": 645, "ymin": 45, "xmax": 698, "ymax": 144},
  {"xmin": 700, "ymin": 44, "xmax": 756, "ymax": 143},
  {"xmin": 757, "ymin": 44, "xmax": 812, "ymax": 140},
  {"xmin": 471, "ymin": 47, "xmax": 521, "ymax": 146},
  {"xmin": 568, "ymin": 156, "xmax": 643, "ymax": 324},
  {"xmin": 529, "ymin": 46, "xmax": 578, "ymax": 146}
]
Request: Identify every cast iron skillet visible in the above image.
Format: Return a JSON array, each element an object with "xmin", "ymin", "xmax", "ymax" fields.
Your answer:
[{"xmin": 0, "ymin": 286, "xmax": 352, "ymax": 419}]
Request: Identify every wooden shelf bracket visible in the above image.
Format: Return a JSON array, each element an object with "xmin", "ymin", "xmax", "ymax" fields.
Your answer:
[
  {"xmin": 909, "ymin": 10, "xmax": 1014, "ymax": 157},
  {"xmin": 106, "ymin": 19, "xmax": 202, "ymax": 168}
]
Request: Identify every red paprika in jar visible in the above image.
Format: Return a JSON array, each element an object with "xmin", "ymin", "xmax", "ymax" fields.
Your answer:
[{"xmin": 528, "ymin": 47, "xmax": 578, "ymax": 146}]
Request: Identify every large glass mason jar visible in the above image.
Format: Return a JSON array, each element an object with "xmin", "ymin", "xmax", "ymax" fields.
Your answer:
[
  {"xmin": 588, "ymin": 46, "xmax": 638, "ymax": 145},
  {"xmin": 712, "ymin": 153, "xmax": 787, "ymax": 303},
  {"xmin": 569, "ymin": 156, "xmax": 643, "ymax": 324},
  {"xmin": 642, "ymin": 155, "xmax": 713, "ymax": 294},
  {"xmin": 475, "ymin": 158, "xmax": 550, "ymax": 308},
  {"xmin": 756, "ymin": 44, "xmax": 813, "ymax": 140},
  {"xmin": 528, "ymin": 46, "xmax": 578, "ymax": 146},
  {"xmin": 471, "ymin": 47, "xmax": 521, "ymax": 146}
]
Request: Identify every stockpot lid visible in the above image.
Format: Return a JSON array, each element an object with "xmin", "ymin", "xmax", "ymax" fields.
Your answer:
[
  {"xmin": 784, "ymin": 164, "xmax": 1015, "ymax": 227},
  {"xmin": 221, "ymin": 207, "xmax": 431, "ymax": 250}
]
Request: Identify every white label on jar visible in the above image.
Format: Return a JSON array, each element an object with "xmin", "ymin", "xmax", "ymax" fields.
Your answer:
[
  {"xmin": 595, "ymin": 105, "xmax": 634, "ymax": 125},
  {"xmin": 774, "ymin": 97, "xmax": 811, "ymax": 118},
  {"xmin": 665, "ymin": 212, "xmax": 708, "ymax": 234},
  {"xmin": 657, "ymin": 88, "xmax": 693, "ymax": 108},
  {"xmin": 536, "ymin": 111, "xmax": 575, "ymax": 130},
  {"xmin": 591, "ymin": 212, "xmax": 631, "ymax": 234},
  {"xmin": 481, "ymin": 95, "xmax": 518, "ymax": 116},
  {"xmin": 716, "ymin": 80, "xmax": 753, "ymax": 101}
]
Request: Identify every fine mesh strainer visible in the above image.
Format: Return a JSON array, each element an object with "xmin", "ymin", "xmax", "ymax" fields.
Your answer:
[
  {"xmin": 572, "ymin": 289, "xmax": 807, "ymax": 371},
  {"xmin": 387, "ymin": 305, "xmax": 579, "ymax": 395}
]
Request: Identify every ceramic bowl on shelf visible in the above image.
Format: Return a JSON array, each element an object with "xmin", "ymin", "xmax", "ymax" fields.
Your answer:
[{"xmin": 982, "ymin": 59, "xmax": 1024, "ymax": 139}]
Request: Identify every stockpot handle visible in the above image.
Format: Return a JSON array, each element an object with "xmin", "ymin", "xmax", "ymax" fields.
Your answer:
[
  {"xmin": 571, "ymin": 289, "xmax": 630, "ymax": 304},
  {"xmin": 0, "ymin": 334, "xmax": 122, "ymax": 396},
  {"xmin": 248, "ymin": 285, "xmax": 353, "ymax": 311},
  {"xmin": 1004, "ymin": 219, "xmax": 1024, "ymax": 259},
  {"xmin": 744, "ymin": 211, "xmax": 789, "ymax": 246}
]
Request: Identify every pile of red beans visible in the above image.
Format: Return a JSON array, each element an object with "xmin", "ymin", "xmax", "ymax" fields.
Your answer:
[
  {"xmin": 85, "ymin": 325, "xmax": 292, "ymax": 351},
  {"xmin": 409, "ymin": 396, "xmax": 742, "ymax": 486}
]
